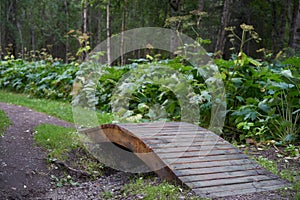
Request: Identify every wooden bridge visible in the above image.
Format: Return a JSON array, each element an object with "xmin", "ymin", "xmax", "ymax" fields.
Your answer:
[{"xmin": 81, "ymin": 122, "xmax": 289, "ymax": 198}]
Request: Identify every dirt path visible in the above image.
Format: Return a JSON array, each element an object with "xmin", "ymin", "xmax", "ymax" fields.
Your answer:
[{"xmin": 0, "ymin": 102, "xmax": 73, "ymax": 199}]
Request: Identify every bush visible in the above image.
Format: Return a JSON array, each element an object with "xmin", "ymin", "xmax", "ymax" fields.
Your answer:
[
  {"xmin": 0, "ymin": 59, "xmax": 79, "ymax": 101},
  {"xmin": 216, "ymin": 55, "xmax": 300, "ymax": 143}
]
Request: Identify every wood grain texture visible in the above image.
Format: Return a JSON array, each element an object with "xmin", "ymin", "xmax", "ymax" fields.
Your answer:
[{"xmin": 82, "ymin": 122, "xmax": 290, "ymax": 198}]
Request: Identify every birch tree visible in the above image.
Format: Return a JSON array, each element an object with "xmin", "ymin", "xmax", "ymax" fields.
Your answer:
[
  {"xmin": 120, "ymin": 0, "xmax": 127, "ymax": 66},
  {"xmin": 106, "ymin": 0, "xmax": 111, "ymax": 65}
]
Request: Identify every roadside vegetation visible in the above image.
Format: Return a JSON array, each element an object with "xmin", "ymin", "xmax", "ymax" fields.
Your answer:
[
  {"xmin": 1, "ymin": 48, "xmax": 299, "ymax": 145},
  {"xmin": 0, "ymin": 109, "xmax": 10, "ymax": 136}
]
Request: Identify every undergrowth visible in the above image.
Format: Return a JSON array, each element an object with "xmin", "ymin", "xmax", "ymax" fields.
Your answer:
[
  {"xmin": 0, "ymin": 109, "xmax": 10, "ymax": 136},
  {"xmin": 120, "ymin": 177, "xmax": 206, "ymax": 200},
  {"xmin": 34, "ymin": 124, "xmax": 79, "ymax": 159},
  {"xmin": 255, "ymin": 155, "xmax": 300, "ymax": 198}
]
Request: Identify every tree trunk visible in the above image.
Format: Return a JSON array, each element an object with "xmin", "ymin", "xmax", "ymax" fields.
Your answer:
[
  {"xmin": 278, "ymin": 0, "xmax": 288, "ymax": 50},
  {"xmin": 16, "ymin": 21, "xmax": 23, "ymax": 59},
  {"xmin": 120, "ymin": 0, "xmax": 126, "ymax": 66},
  {"xmin": 214, "ymin": 0, "xmax": 233, "ymax": 56},
  {"xmin": 106, "ymin": 0, "xmax": 111, "ymax": 65},
  {"xmin": 197, "ymin": 0, "xmax": 204, "ymax": 28},
  {"xmin": 64, "ymin": 0, "xmax": 69, "ymax": 63},
  {"xmin": 290, "ymin": 0, "xmax": 300, "ymax": 49},
  {"xmin": 0, "ymin": 0, "xmax": 3, "ymax": 60},
  {"xmin": 97, "ymin": 6, "xmax": 101, "ymax": 44},
  {"xmin": 6, "ymin": 0, "xmax": 17, "ymax": 57},
  {"xmin": 30, "ymin": 5, "xmax": 35, "ymax": 59},
  {"xmin": 82, "ymin": 0, "xmax": 88, "ymax": 60}
]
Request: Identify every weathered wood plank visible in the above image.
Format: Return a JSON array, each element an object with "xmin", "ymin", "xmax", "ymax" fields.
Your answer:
[
  {"xmin": 142, "ymin": 138, "xmax": 220, "ymax": 145},
  {"xmin": 177, "ymin": 169, "xmax": 268, "ymax": 182},
  {"xmin": 157, "ymin": 148, "xmax": 242, "ymax": 159},
  {"xmin": 193, "ymin": 179, "xmax": 288, "ymax": 197},
  {"xmin": 139, "ymin": 132, "xmax": 215, "ymax": 138},
  {"xmin": 165, "ymin": 153, "xmax": 249, "ymax": 164},
  {"xmin": 151, "ymin": 144, "xmax": 236, "ymax": 154},
  {"xmin": 171, "ymin": 159, "xmax": 255, "ymax": 170},
  {"xmin": 187, "ymin": 174, "xmax": 280, "ymax": 188},
  {"xmin": 144, "ymin": 140, "xmax": 228, "ymax": 148},
  {"xmin": 174, "ymin": 163, "xmax": 263, "ymax": 176},
  {"xmin": 207, "ymin": 183, "xmax": 288, "ymax": 197}
]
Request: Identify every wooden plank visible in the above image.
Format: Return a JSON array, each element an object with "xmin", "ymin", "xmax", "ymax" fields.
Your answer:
[
  {"xmin": 165, "ymin": 153, "xmax": 249, "ymax": 164},
  {"xmin": 186, "ymin": 174, "xmax": 280, "ymax": 188},
  {"xmin": 144, "ymin": 140, "xmax": 228, "ymax": 148},
  {"xmin": 118, "ymin": 122, "xmax": 197, "ymax": 128},
  {"xmin": 174, "ymin": 163, "xmax": 262, "ymax": 176},
  {"xmin": 125, "ymin": 130, "xmax": 207, "ymax": 136},
  {"xmin": 208, "ymin": 183, "xmax": 288, "ymax": 197},
  {"xmin": 151, "ymin": 144, "xmax": 235, "ymax": 154},
  {"xmin": 156, "ymin": 148, "xmax": 242, "ymax": 159},
  {"xmin": 138, "ymin": 132, "xmax": 213, "ymax": 138},
  {"xmin": 192, "ymin": 179, "xmax": 287, "ymax": 196},
  {"xmin": 171, "ymin": 159, "xmax": 255, "ymax": 170},
  {"xmin": 142, "ymin": 138, "xmax": 220, "ymax": 145},
  {"xmin": 177, "ymin": 169, "xmax": 268, "ymax": 182}
]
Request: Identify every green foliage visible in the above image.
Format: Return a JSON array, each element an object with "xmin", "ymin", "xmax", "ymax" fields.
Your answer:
[
  {"xmin": 0, "ymin": 110, "xmax": 10, "ymax": 136},
  {"xmin": 284, "ymin": 145, "xmax": 300, "ymax": 157},
  {"xmin": 50, "ymin": 174, "xmax": 79, "ymax": 187},
  {"xmin": 0, "ymin": 59, "xmax": 79, "ymax": 100},
  {"xmin": 34, "ymin": 124, "xmax": 79, "ymax": 159},
  {"xmin": 122, "ymin": 177, "xmax": 204, "ymax": 200},
  {"xmin": 255, "ymin": 155, "xmax": 300, "ymax": 195},
  {"xmin": 0, "ymin": 53, "xmax": 299, "ymax": 144},
  {"xmin": 216, "ymin": 54, "xmax": 300, "ymax": 143},
  {"xmin": 75, "ymin": 58, "xmax": 212, "ymax": 125},
  {"xmin": 255, "ymin": 156, "xmax": 278, "ymax": 175}
]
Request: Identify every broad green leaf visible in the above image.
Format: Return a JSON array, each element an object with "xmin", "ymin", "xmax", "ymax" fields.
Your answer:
[
  {"xmin": 281, "ymin": 69, "xmax": 293, "ymax": 78},
  {"xmin": 248, "ymin": 57, "xmax": 262, "ymax": 66},
  {"xmin": 258, "ymin": 100, "xmax": 270, "ymax": 113}
]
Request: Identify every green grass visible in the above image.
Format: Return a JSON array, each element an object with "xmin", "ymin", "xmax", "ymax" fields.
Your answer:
[
  {"xmin": 0, "ymin": 110, "xmax": 10, "ymax": 136},
  {"xmin": 34, "ymin": 124, "xmax": 79, "ymax": 159},
  {"xmin": 34, "ymin": 123, "xmax": 105, "ymax": 177},
  {"xmin": 0, "ymin": 90, "xmax": 114, "ymax": 124},
  {"xmin": 0, "ymin": 90, "xmax": 74, "ymax": 122},
  {"xmin": 255, "ymin": 155, "xmax": 300, "ymax": 198},
  {"xmin": 121, "ymin": 177, "xmax": 206, "ymax": 200}
]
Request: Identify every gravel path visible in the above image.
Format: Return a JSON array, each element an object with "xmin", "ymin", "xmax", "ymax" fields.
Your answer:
[{"xmin": 0, "ymin": 103, "xmax": 74, "ymax": 199}]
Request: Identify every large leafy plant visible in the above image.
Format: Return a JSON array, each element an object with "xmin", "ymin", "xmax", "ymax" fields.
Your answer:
[{"xmin": 0, "ymin": 59, "xmax": 78, "ymax": 100}]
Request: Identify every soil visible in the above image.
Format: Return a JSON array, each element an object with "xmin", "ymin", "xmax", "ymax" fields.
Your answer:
[{"xmin": 0, "ymin": 102, "xmax": 298, "ymax": 200}]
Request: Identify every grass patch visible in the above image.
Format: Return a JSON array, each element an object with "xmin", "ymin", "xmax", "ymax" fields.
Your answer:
[
  {"xmin": 34, "ymin": 124, "xmax": 79, "ymax": 159},
  {"xmin": 0, "ymin": 110, "xmax": 10, "ymax": 136},
  {"xmin": 121, "ymin": 177, "xmax": 205, "ymax": 200},
  {"xmin": 0, "ymin": 90, "xmax": 74, "ymax": 122},
  {"xmin": 255, "ymin": 155, "xmax": 300, "ymax": 198},
  {"xmin": 0, "ymin": 90, "xmax": 114, "ymax": 124},
  {"xmin": 255, "ymin": 156, "xmax": 278, "ymax": 175},
  {"xmin": 34, "ymin": 124, "xmax": 105, "ymax": 177}
]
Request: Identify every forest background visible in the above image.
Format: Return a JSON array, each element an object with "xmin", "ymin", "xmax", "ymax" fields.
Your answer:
[
  {"xmin": 1, "ymin": 0, "xmax": 300, "ymax": 62},
  {"xmin": 0, "ymin": 0, "xmax": 299, "ymax": 145}
]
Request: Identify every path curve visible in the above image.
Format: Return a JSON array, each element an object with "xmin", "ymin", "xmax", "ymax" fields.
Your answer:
[{"xmin": 0, "ymin": 102, "xmax": 74, "ymax": 199}]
